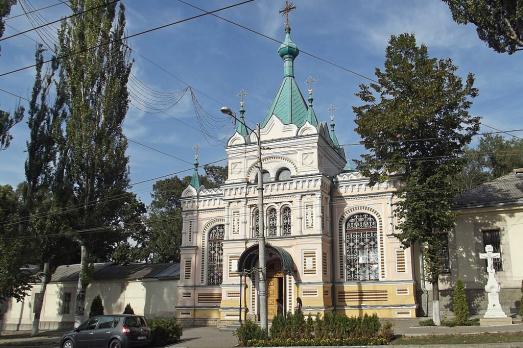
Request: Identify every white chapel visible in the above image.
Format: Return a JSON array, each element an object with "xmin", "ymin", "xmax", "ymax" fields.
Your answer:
[{"xmin": 175, "ymin": 16, "xmax": 417, "ymax": 326}]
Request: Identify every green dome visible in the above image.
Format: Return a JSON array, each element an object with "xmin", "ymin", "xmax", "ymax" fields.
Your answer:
[{"xmin": 278, "ymin": 28, "xmax": 299, "ymax": 59}]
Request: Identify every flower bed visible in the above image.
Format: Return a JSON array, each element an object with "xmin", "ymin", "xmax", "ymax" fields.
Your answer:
[{"xmin": 234, "ymin": 312, "xmax": 394, "ymax": 347}]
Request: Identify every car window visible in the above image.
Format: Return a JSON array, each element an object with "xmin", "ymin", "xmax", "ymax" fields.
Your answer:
[
  {"xmin": 139, "ymin": 317, "xmax": 148, "ymax": 327},
  {"xmin": 124, "ymin": 316, "xmax": 141, "ymax": 328},
  {"xmin": 97, "ymin": 316, "xmax": 115, "ymax": 329},
  {"xmin": 79, "ymin": 317, "xmax": 98, "ymax": 331}
]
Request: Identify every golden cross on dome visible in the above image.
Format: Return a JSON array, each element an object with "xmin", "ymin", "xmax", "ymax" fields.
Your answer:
[
  {"xmin": 306, "ymin": 76, "xmax": 317, "ymax": 94},
  {"xmin": 279, "ymin": 0, "xmax": 296, "ymax": 30},
  {"xmin": 238, "ymin": 89, "xmax": 248, "ymax": 107}
]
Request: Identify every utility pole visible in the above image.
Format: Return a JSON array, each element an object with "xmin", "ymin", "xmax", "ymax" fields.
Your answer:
[
  {"xmin": 255, "ymin": 123, "xmax": 268, "ymax": 331},
  {"xmin": 220, "ymin": 106, "xmax": 268, "ymax": 332}
]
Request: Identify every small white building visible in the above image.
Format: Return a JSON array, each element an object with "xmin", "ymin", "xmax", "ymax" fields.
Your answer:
[
  {"xmin": 435, "ymin": 169, "xmax": 523, "ymax": 317},
  {"xmin": 0, "ymin": 263, "xmax": 179, "ymax": 331}
]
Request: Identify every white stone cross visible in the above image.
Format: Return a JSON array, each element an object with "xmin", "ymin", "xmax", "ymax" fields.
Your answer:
[
  {"xmin": 479, "ymin": 244, "xmax": 507, "ymax": 318},
  {"xmin": 479, "ymin": 244, "xmax": 500, "ymax": 274}
]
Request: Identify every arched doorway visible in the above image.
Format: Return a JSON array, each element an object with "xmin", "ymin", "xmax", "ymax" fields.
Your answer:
[{"xmin": 237, "ymin": 244, "xmax": 295, "ymax": 321}]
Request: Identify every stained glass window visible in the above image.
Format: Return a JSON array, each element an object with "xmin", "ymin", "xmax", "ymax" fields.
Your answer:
[
  {"xmin": 268, "ymin": 208, "xmax": 277, "ymax": 237},
  {"xmin": 345, "ymin": 213, "xmax": 379, "ymax": 281},
  {"xmin": 252, "ymin": 209, "xmax": 259, "ymax": 238},
  {"xmin": 282, "ymin": 206, "xmax": 291, "ymax": 236},
  {"xmin": 207, "ymin": 224, "xmax": 225, "ymax": 285}
]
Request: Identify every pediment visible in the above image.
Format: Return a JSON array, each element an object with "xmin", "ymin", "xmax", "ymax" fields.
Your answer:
[
  {"xmin": 228, "ymin": 132, "xmax": 247, "ymax": 146},
  {"xmin": 255, "ymin": 114, "xmax": 299, "ymax": 142},
  {"xmin": 181, "ymin": 185, "xmax": 197, "ymax": 197},
  {"xmin": 297, "ymin": 121, "xmax": 318, "ymax": 136}
]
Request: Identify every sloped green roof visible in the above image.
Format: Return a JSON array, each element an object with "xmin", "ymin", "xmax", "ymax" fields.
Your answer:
[
  {"xmin": 262, "ymin": 76, "xmax": 309, "ymax": 128},
  {"xmin": 236, "ymin": 109, "xmax": 249, "ymax": 137},
  {"xmin": 190, "ymin": 162, "xmax": 200, "ymax": 190},
  {"xmin": 305, "ymin": 94, "xmax": 319, "ymax": 126},
  {"xmin": 329, "ymin": 126, "xmax": 340, "ymax": 146}
]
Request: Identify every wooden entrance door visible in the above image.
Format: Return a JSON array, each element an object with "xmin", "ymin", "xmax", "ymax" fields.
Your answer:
[{"xmin": 267, "ymin": 272, "xmax": 284, "ymax": 319}]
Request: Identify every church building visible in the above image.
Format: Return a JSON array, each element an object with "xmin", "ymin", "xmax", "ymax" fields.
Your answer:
[{"xmin": 175, "ymin": 13, "xmax": 417, "ymax": 326}]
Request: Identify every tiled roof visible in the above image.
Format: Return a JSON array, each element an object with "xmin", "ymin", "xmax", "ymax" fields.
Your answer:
[
  {"xmin": 262, "ymin": 76, "xmax": 310, "ymax": 128},
  {"xmin": 50, "ymin": 262, "xmax": 180, "ymax": 283},
  {"xmin": 455, "ymin": 171, "xmax": 523, "ymax": 208}
]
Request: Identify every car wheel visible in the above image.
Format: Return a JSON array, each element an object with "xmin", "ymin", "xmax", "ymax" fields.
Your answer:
[
  {"xmin": 62, "ymin": 339, "xmax": 74, "ymax": 348},
  {"xmin": 109, "ymin": 339, "xmax": 122, "ymax": 348}
]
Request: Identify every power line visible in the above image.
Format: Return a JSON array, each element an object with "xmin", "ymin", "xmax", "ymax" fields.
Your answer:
[
  {"xmin": 5, "ymin": 0, "xmax": 66, "ymax": 21},
  {"xmin": 0, "ymin": 0, "xmax": 256, "ymax": 78},
  {"xmin": 177, "ymin": 0, "xmax": 523, "ymax": 140},
  {"xmin": 0, "ymin": 157, "xmax": 228, "ymax": 228},
  {"xmin": 176, "ymin": 0, "xmax": 378, "ymax": 83},
  {"xmin": 1, "ymin": 82, "xmax": 521, "ymax": 149},
  {"xmin": 0, "ymin": 0, "xmax": 120, "ymax": 42}
]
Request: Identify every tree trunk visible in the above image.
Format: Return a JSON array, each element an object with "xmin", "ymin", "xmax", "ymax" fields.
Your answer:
[
  {"xmin": 31, "ymin": 262, "xmax": 50, "ymax": 336},
  {"xmin": 74, "ymin": 244, "xmax": 87, "ymax": 328},
  {"xmin": 432, "ymin": 281, "xmax": 441, "ymax": 325}
]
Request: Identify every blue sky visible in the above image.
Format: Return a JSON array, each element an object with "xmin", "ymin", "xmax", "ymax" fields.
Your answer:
[{"xmin": 1, "ymin": 0, "xmax": 522, "ymax": 204}]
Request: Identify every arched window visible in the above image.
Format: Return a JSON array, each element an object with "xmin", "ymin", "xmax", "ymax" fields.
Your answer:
[
  {"xmin": 276, "ymin": 168, "xmax": 291, "ymax": 181},
  {"xmin": 207, "ymin": 225, "xmax": 225, "ymax": 285},
  {"xmin": 254, "ymin": 170, "xmax": 271, "ymax": 184},
  {"xmin": 252, "ymin": 209, "xmax": 259, "ymax": 238},
  {"xmin": 345, "ymin": 213, "xmax": 379, "ymax": 281},
  {"xmin": 267, "ymin": 207, "xmax": 277, "ymax": 237},
  {"xmin": 281, "ymin": 206, "xmax": 291, "ymax": 236}
]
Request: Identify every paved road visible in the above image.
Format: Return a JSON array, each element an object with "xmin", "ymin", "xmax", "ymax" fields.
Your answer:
[{"xmin": 169, "ymin": 327, "xmax": 237, "ymax": 348}]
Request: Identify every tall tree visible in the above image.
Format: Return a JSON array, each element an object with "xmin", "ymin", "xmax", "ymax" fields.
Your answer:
[
  {"xmin": 0, "ymin": 184, "xmax": 36, "ymax": 302},
  {"xmin": 444, "ymin": 0, "xmax": 523, "ymax": 54},
  {"xmin": 56, "ymin": 0, "xmax": 133, "ymax": 327},
  {"xmin": 0, "ymin": 0, "xmax": 24, "ymax": 149},
  {"xmin": 24, "ymin": 45, "xmax": 76, "ymax": 335},
  {"xmin": 353, "ymin": 33, "xmax": 480, "ymax": 325}
]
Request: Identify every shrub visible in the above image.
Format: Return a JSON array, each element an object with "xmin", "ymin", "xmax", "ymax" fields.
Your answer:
[
  {"xmin": 89, "ymin": 295, "xmax": 104, "ymax": 318},
  {"xmin": 453, "ymin": 279, "xmax": 469, "ymax": 325},
  {"xmin": 234, "ymin": 320, "xmax": 267, "ymax": 346},
  {"xmin": 379, "ymin": 321, "xmax": 394, "ymax": 341},
  {"xmin": 148, "ymin": 318, "xmax": 182, "ymax": 346},
  {"xmin": 123, "ymin": 303, "xmax": 134, "ymax": 314},
  {"xmin": 419, "ymin": 318, "xmax": 435, "ymax": 326},
  {"xmin": 238, "ymin": 312, "xmax": 390, "ymax": 346}
]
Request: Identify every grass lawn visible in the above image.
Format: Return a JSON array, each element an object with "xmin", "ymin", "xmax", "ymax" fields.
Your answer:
[{"xmin": 392, "ymin": 332, "xmax": 523, "ymax": 345}]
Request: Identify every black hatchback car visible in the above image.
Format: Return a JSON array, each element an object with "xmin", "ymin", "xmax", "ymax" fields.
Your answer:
[{"xmin": 61, "ymin": 314, "xmax": 151, "ymax": 348}]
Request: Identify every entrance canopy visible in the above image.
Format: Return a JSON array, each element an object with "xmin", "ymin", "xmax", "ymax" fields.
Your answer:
[{"xmin": 238, "ymin": 244, "xmax": 295, "ymax": 275}]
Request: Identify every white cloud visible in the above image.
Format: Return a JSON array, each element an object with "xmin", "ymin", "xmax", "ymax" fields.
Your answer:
[{"xmin": 348, "ymin": 0, "xmax": 479, "ymax": 51}]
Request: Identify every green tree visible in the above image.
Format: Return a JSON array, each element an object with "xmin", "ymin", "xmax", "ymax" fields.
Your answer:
[
  {"xmin": 123, "ymin": 303, "xmax": 134, "ymax": 314},
  {"xmin": 89, "ymin": 295, "xmax": 104, "ymax": 317},
  {"xmin": 24, "ymin": 45, "xmax": 77, "ymax": 335},
  {"xmin": 444, "ymin": 0, "xmax": 523, "ymax": 54},
  {"xmin": 353, "ymin": 33, "xmax": 480, "ymax": 325},
  {"xmin": 0, "ymin": 0, "xmax": 24, "ymax": 149},
  {"xmin": 456, "ymin": 134, "xmax": 523, "ymax": 191},
  {"xmin": 0, "ymin": 185, "xmax": 36, "ymax": 302},
  {"xmin": 452, "ymin": 279, "xmax": 469, "ymax": 325},
  {"xmin": 56, "ymin": 0, "xmax": 134, "ymax": 327}
]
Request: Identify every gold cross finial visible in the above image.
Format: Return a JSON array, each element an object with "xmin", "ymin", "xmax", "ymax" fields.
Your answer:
[
  {"xmin": 279, "ymin": 0, "xmax": 296, "ymax": 30},
  {"xmin": 305, "ymin": 76, "xmax": 317, "ymax": 94},
  {"xmin": 238, "ymin": 89, "xmax": 248, "ymax": 108},
  {"xmin": 328, "ymin": 104, "xmax": 336, "ymax": 123}
]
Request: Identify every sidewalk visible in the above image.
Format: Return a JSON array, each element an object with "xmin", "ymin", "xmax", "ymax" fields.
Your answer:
[
  {"xmin": 389, "ymin": 318, "xmax": 523, "ymax": 336},
  {"xmin": 0, "ymin": 330, "xmax": 63, "ymax": 347}
]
